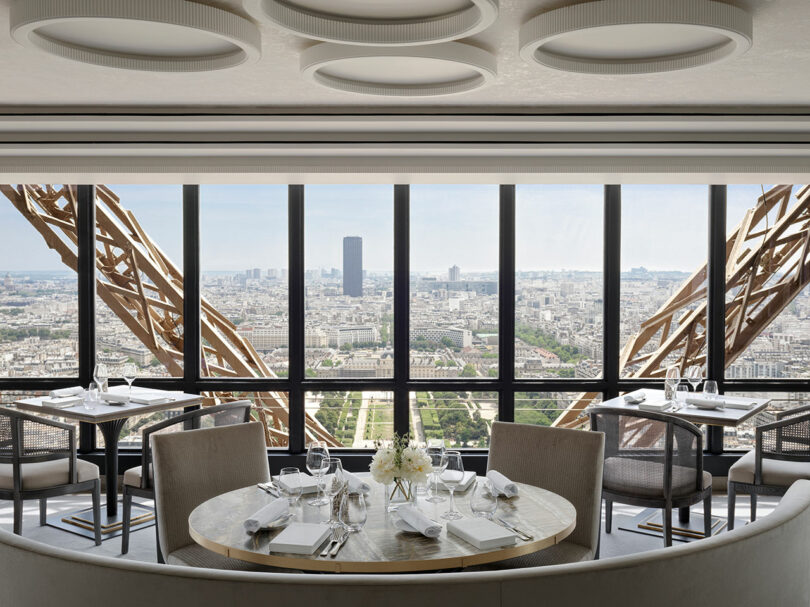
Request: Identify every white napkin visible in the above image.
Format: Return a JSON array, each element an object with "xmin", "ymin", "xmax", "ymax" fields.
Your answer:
[
  {"xmin": 99, "ymin": 392, "xmax": 130, "ymax": 404},
  {"xmin": 486, "ymin": 470, "xmax": 519, "ymax": 498},
  {"xmin": 49, "ymin": 386, "xmax": 84, "ymax": 398},
  {"xmin": 343, "ymin": 470, "xmax": 371, "ymax": 495},
  {"xmin": 397, "ymin": 504, "xmax": 442, "ymax": 538},
  {"xmin": 243, "ymin": 497, "xmax": 289, "ymax": 534},
  {"xmin": 685, "ymin": 395, "xmax": 754, "ymax": 410},
  {"xmin": 623, "ymin": 389, "xmax": 646, "ymax": 404}
]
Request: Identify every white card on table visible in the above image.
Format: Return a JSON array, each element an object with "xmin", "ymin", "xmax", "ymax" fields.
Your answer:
[
  {"xmin": 268, "ymin": 523, "xmax": 331, "ymax": 555},
  {"xmin": 447, "ymin": 518, "xmax": 516, "ymax": 550}
]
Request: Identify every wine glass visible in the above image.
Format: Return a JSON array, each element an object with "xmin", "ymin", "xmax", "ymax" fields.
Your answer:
[
  {"xmin": 306, "ymin": 441, "xmax": 330, "ymax": 506},
  {"xmin": 339, "ymin": 491, "xmax": 367, "ymax": 533},
  {"xmin": 426, "ymin": 442, "xmax": 447, "ymax": 504},
  {"xmin": 665, "ymin": 365, "xmax": 680, "ymax": 403},
  {"xmin": 122, "ymin": 363, "xmax": 137, "ymax": 400},
  {"xmin": 686, "ymin": 365, "xmax": 703, "ymax": 392},
  {"xmin": 279, "ymin": 467, "xmax": 302, "ymax": 505},
  {"xmin": 322, "ymin": 457, "xmax": 346, "ymax": 528},
  {"xmin": 469, "ymin": 480, "xmax": 498, "ymax": 519},
  {"xmin": 440, "ymin": 451, "xmax": 464, "ymax": 521},
  {"xmin": 93, "ymin": 363, "xmax": 108, "ymax": 392}
]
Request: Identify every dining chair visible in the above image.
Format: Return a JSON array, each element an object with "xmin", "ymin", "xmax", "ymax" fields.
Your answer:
[
  {"xmin": 121, "ymin": 401, "xmax": 252, "ymax": 562},
  {"xmin": 151, "ymin": 421, "xmax": 270, "ymax": 569},
  {"xmin": 727, "ymin": 405, "xmax": 810, "ymax": 530},
  {"xmin": 483, "ymin": 421, "xmax": 605, "ymax": 567},
  {"xmin": 0, "ymin": 407, "xmax": 101, "ymax": 545},
  {"xmin": 590, "ymin": 407, "xmax": 712, "ymax": 547}
]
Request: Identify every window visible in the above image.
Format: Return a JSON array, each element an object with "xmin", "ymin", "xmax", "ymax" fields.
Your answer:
[
  {"xmin": 0, "ymin": 185, "xmax": 78, "ymax": 378},
  {"xmin": 515, "ymin": 185, "xmax": 603, "ymax": 379},
  {"xmin": 410, "ymin": 185, "xmax": 499, "ymax": 379},
  {"xmin": 724, "ymin": 391, "xmax": 810, "ymax": 451},
  {"xmin": 411, "ymin": 391, "xmax": 497, "ymax": 448},
  {"xmin": 515, "ymin": 392, "xmax": 601, "ymax": 426},
  {"xmin": 305, "ymin": 391, "xmax": 394, "ymax": 448}
]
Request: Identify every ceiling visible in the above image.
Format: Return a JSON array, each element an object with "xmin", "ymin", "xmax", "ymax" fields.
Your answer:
[{"xmin": 0, "ymin": 0, "xmax": 806, "ymax": 113}]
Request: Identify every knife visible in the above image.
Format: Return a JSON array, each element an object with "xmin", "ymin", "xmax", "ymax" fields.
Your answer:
[
  {"xmin": 497, "ymin": 517, "xmax": 534, "ymax": 541},
  {"xmin": 330, "ymin": 531, "xmax": 349, "ymax": 557},
  {"xmin": 319, "ymin": 531, "xmax": 340, "ymax": 557},
  {"xmin": 257, "ymin": 482, "xmax": 280, "ymax": 497}
]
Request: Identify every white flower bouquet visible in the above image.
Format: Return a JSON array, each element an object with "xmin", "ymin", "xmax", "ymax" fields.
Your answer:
[{"xmin": 369, "ymin": 434, "xmax": 431, "ymax": 504}]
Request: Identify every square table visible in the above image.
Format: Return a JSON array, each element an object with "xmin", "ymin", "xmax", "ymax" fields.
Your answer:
[{"xmin": 12, "ymin": 387, "xmax": 202, "ymax": 540}]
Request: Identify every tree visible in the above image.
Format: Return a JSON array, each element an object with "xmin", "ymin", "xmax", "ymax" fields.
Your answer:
[
  {"xmin": 340, "ymin": 342, "xmax": 353, "ymax": 352},
  {"xmin": 460, "ymin": 364, "xmax": 477, "ymax": 377},
  {"xmin": 440, "ymin": 336, "xmax": 455, "ymax": 348}
]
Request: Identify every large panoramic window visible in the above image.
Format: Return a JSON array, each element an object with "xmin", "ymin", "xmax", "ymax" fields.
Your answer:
[
  {"xmin": 305, "ymin": 390, "xmax": 394, "ymax": 448},
  {"xmin": 515, "ymin": 185, "xmax": 603, "ymax": 379},
  {"xmin": 410, "ymin": 185, "xmax": 499, "ymax": 380},
  {"xmin": 0, "ymin": 185, "xmax": 79, "ymax": 378},
  {"xmin": 620, "ymin": 185, "xmax": 708, "ymax": 378},
  {"xmin": 304, "ymin": 186, "xmax": 393, "ymax": 380}
]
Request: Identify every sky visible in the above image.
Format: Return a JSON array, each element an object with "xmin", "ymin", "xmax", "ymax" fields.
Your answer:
[{"xmin": 0, "ymin": 183, "xmax": 780, "ymax": 274}]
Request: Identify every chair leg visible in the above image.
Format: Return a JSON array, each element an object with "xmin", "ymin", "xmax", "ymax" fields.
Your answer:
[
  {"xmin": 727, "ymin": 484, "xmax": 737, "ymax": 531},
  {"xmin": 605, "ymin": 500, "xmax": 613, "ymax": 534},
  {"xmin": 39, "ymin": 498, "xmax": 47, "ymax": 526},
  {"xmin": 750, "ymin": 493, "xmax": 757, "ymax": 522},
  {"xmin": 663, "ymin": 505, "xmax": 673, "ymax": 547},
  {"xmin": 13, "ymin": 497, "xmax": 23, "ymax": 535},
  {"xmin": 703, "ymin": 495, "xmax": 712, "ymax": 539},
  {"xmin": 91, "ymin": 480, "xmax": 102, "ymax": 546},
  {"xmin": 155, "ymin": 522, "xmax": 165, "ymax": 564},
  {"xmin": 121, "ymin": 488, "xmax": 132, "ymax": 555}
]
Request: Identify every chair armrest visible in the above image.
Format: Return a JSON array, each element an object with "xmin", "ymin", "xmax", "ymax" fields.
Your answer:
[{"xmin": 776, "ymin": 404, "xmax": 810, "ymax": 419}]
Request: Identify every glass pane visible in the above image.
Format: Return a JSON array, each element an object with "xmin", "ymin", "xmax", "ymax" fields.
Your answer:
[
  {"xmin": 515, "ymin": 392, "xmax": 601, "ymax": 426},
  {"xmin": 1, "ymin": 390, "xmax": 81, "ymax": 447},
  {"xmin": 95, "ymin": 185, "xmax": 183, "ymax": 379},
  {"xmin": 0, "ymin": 185, "xmax": 79, "ymax": 377},
  {"xmin": 410, "ymin": 391, "xmax": 497, "ymax": 448},
  {"xmin": 724, "ymin": 391, "xmax": 810, "ymax": 451},
  {"xmin": 200, "ymin": 186, "xmax": 288, "ymax": 379},
  {"xmin": 305, "ymin": 391, "xmax": 394, "ymax": 448},
  {"xmin": 515, "ymin": 185, "xmax": 603, "ymax": 379},
  {"xmin": 620, "ymin": 185, "xmax": 708, "ymax": 378},
  {"xmin": 726, "ymin": 184, "xmax": 810, "ymax": 378},
  {"xmin": 304, "ymin": 186, "xmax": 393, "ymax": 379},
  {"xmin": 410, "ymin": 185, "xmax": 499, "ymax": 379}
]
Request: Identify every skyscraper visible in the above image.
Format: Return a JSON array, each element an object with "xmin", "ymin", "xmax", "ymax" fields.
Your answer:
[
  {"xmin": 343, "ymin": 236, "xmax": 363, "ymax": 297},
  {"xmin": 449, "ymin": 264, "xmax": 461, "ymax": 282}
]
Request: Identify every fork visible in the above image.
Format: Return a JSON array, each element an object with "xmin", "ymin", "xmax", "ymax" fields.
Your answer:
[{"xmin": 320, "ymin": 527, "xmax": 342, "ymax": 557}]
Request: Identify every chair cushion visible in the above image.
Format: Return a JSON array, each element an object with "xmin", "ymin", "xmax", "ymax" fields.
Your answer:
[
  {"xmin": 0, "ymin": 459, "xmax": 99, "ymax": 491},
  {"xmin": 167, "ymin": 544, "xmax": 289, "ymax": 572},
  {"xmin": 470, "ymin": 540, "xmax": 594, "ymax": 571},
  {"xmin": 123, "ymin": 465, "xmax": 153, "ymax": 489},
  {"xmin": 729, "ymin": 450, "xmax": 810, "ymax": 487},
  {"xmin": 604, "ymin": 457, "xmax": 711, "ymax": 498}
]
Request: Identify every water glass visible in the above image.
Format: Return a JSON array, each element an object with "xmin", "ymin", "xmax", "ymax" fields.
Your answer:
[
  {"xmin": 469, "ymin": 480, "xmax": 498, "ymax": 519},
  {"xmin": 703, "ymin": 380, "xmax": 722, "ymax": 408},
  {"xmin": 675, "ymin": 384, "xmax": 689, "ymax": 406},
  {"xmin": 306, "ymin": 441, "xmax": 330, "ymax": 506},
  {"xmin": 339, "ymin": 491, "xmax": 367, "ymax": 533},
  {"xmin": 279, "ymin": 467, "xmax": 302, "ymax": 505},
  {"xmin": 440, "ymin": 451, "xmax": 464, "ymax": 521},
  {"xmin": 85, "ymin": 382, "xmax": 98, "ymax": 411}
]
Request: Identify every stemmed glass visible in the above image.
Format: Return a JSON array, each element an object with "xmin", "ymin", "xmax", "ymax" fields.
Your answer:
[
  {"xmin": 122, "ymin": 363, "xmax": 137, "ymax": 400},
  {"xmin": 339, "ymin": 491, "xmax": 367, "ymax": 533},
  {"xmin": 306, "ymin": 441, "xmax": 330, "ymax": 506},
  {"xmin": 426, "ymin": 441, "xmax": 447, "ymax": 504},
  {"xmin": 686, "ymin": 365, "xmax": 703, "ymax": 392},
  {"xmin": 440, "ymin": 451, "xmax": 464, "ymax": 521},
  {"xmin": 93, "ymin": 363, "xmax": 109, "ymax": 392},
  {"xmin": 665, "ymin": 365, "xmax": 680, "ymax": 404},
  {"xmin": 321, "ymin": 457, "xmax": 346, "ymax": 528}
]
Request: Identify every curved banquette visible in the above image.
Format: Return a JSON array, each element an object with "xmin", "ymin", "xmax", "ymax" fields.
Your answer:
[{"xmin": 2, "ymin": 480, "xmax": 810, "ymax": 607}]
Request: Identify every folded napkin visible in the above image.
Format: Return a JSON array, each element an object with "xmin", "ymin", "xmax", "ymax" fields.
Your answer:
[
  {"xmin": 99, "ymin": 392, "xmax": 130, "ymax": 404},
  {"xmin": 243, "ymin": 497, "xmax": 289, "ymax": 534},
  {"xmin": 638, "ymin": 401, "xmax": 671, "ymax": 412},
  {"xmin": 685, "ymin": 396, "xmax": 726, "ymax": 409},
  {"xmin": 487, "ymin": 470, "xmax": 519, "ymax": 498},
  {"xmin": 397, "ymin": 504, "xmax": 442, "ymax": 538},
  {"xmin": 447, "ymin": 518, "xmax": 516, "ymax": 550},
  {"xmin": 343, "ymin": 470, "xmax": 371, "ymax": 495},
  {"xmin": 49, "ymin": 386, "xmax": 84, "ymax": 398},
  {"xmin": 623, "ymin": 389, "xmax": 646, "ymax": 404}
]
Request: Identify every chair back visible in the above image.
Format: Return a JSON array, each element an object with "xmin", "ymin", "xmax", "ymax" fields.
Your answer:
[
  {"xmin": 590, "ymin": 407, "xmax": 703, "ymax": 500},
  {"xmin": 151, "ymin": 422, "xmax": 269, "ymax": 558},
  {"xmin": 139, "ymin": 401, "xmax": 252, "ymax": 488},
  {"xmin": 487, "ymin": 421, "xmax": 605, "ymax": 553}
]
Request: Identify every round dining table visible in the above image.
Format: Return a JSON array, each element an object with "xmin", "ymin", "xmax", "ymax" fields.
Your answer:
[{"xmin": 188, "ymin": 474, "xmax": 576, "ymax": 573}]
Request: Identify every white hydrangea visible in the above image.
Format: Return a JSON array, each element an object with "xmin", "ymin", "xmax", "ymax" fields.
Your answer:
[
  {"xmin": 369, "ymin": 441, "xmax": 432, "ymax": 485},
  {"xmin": 400, "ymin": 446, "xmax": 431, "ymax": 485},
  {"xmin": 369, "ymin": 448, "xmax": 397, "ymax": 485}
]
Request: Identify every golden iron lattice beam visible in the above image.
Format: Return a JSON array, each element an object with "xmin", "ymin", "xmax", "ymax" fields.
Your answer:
[{"xmin": 1, "ymin": 184, "xmax": 339, "ymax": 448}]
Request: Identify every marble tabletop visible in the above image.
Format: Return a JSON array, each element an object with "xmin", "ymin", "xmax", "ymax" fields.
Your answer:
[{"xmin": 189, "ymin": 475, "xmax": 576, "ymax": 573}]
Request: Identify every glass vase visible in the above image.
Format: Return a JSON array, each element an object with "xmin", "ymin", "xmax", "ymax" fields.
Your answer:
[{"xmin": 385, "ymin": 478, "xmax": 414, "ymax": 512}]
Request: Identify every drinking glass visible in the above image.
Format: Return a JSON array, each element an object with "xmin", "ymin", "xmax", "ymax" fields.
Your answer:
[
  {"xmin": 322, "ymin": 458, "xmax": 346, "ymax": 528},
  {"xmin": 674, "ymin": 384, "xmax": 689, "ymax": 410},
  {"xmin": 339, "ymin": 491, "xmax": 367, "ymax": 533},
  {"xmin": 279, "ymin": 467, "xmax": 302, "ymax": 505},
  {"xmin": 93, "ymin": 363, "xmax": 109, "ymax": 392},
  {"xmin": 122, "ymin": 363, "xmax": 137, "ymax": 399},
  {"xmin": 665, "ymin": 365, "xmax": 680, "ymax": 403},
  {"xmin": 440, "ymin": 451, "xmax": 464, "ymax": 521},
  {"xmin": 306, "ymin": 441, "xmax": 330, "ymax": 506},
  {"xmin": 426, "ymin": 443, "xmax": 447, "ymax": 504},
  {"xmin": 469, "ymin": 480, "xmax": 498, "ymax": 519},
  {"xmin": 686, "ymin": 365, "xmax": 703, "ymax": 392},
  {"xmin": 703, "ymin": 380, "xmax": 720, "ymax": 403},
  {"xmin": 85, "ymin": 382, "xmax": 98, "ymax": 411}
]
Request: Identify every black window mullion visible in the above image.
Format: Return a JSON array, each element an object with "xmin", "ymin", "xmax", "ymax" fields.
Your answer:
[
  {"xmin": 183, "ymin": 185, "xmax": 201, "ymax": 405},
  {"xmin": 394, "ymin": 184, "xmax": 410, "ymax": 437},
  {"xmin": 499, "ymin": 185, "xmax": 515, "ymax": 422},
  {"xmin": 603, "ymin": 185, "xmax": 621, "ymax": 400},
  {"xmin": 77, "ymin": 185, "xmax": 96, "ymax": 453},
  {"xmin": 707, "ymin": 185, "xmax": 727, "ymax": 454},
  {"xmin": 288, "ymin": 185, "xmax": 306, "ymax": 453}
]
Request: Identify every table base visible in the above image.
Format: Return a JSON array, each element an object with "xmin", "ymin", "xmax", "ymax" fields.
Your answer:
[
  {"xmin": 618, "ymin": 509, "xmax": 738, "ymax": 543},
  {"xmin": 46, "ymin": 501, "xmax": 154, "ymax": 541}
]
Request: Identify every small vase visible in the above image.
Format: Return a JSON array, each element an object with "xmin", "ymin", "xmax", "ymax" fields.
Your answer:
[{"xmin": 386, "ymin": 478, "xmax": 414, "ymax": 512}]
